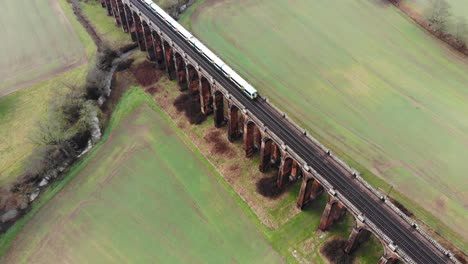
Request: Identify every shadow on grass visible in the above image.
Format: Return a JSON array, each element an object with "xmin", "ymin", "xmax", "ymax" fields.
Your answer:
[
  {"xmin": 173, "ymin": 92, "xmax": 206, "ymax": 125},
  {"xmin": 256, "ymin": 174, "xmax": 297, "ymax": 199}
]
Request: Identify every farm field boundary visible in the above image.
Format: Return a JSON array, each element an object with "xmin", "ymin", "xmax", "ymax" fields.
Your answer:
[
  {"xmin": 0, "ymin": 0, "xmax": 86, "ymax": 97},
  {"xmin": 0, "ymin": 0, "xmax": 96, "ymax": 186},
  {"xmin": 0, "ymin": 88, "xmax": 283, "ymax": 263}
]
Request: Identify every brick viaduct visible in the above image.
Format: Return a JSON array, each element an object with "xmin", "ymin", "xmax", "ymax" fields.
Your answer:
[{"xmin": 99, "ymin": 0, "xmax": 461, "ymax": 263}]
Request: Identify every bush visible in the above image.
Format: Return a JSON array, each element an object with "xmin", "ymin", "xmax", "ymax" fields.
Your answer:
[{"xmin": 86, "ymin": 45, "xmax": 119, "ymax": 99}]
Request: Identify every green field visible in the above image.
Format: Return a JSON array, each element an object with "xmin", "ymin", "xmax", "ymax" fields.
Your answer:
[
  {"xmin": 0, "ymin": 0, "xmax": 85, "ymax": 96},
  {"xmin": 187, "ymin": 0, "xmax": 468, "ymax": 246},
  {"xmin": 0, "ymin": 0, "xmax": 95, "ymax": 185},
  {"xmin": 0, "ymin": 89, "xmax": 282, "ymax": 263}
]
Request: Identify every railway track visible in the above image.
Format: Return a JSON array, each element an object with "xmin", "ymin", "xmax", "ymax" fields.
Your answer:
[{"xmin": 130, "ymin": 1, "xmax": 450, "ymax": 262}]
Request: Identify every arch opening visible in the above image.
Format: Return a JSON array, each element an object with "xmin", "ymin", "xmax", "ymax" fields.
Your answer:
[
  {"xmin": 213, "ymin": 90, "xmax": 226, "ymax": 127},
  {"xmin": 186, "ymin": 64, "xmax": 199, "ymax": 95},
  {"xmin": 104, "ymin": 0, "xmax": 112, "ymax": 16},
  {"xmin": 319, "ymin": 197, "xmax": 347, "ymax": 231},
  {"xmin": 152, "ymin": 32, "xmax": 165, "ymax": 69},
  {"xmin": 125, "ymin": 5, "xmax": 137, "ymax": 42},
  {"xmin": 344, "ymin": 222, "xmax": 389, "ymax": 263},
  {"xmin": 116, "ymin": 0, "xmax": 128, "ymax": 32},
  {"xmin": 110, "ymin": 0, "xmax": 121, "ymax": 26},
  {"xmin": 199, "ymin": 76, "xmax": 213, "ymax": 114},
  {"xmin": 243, "ymin": 121, "xmax": 262, "ymax": 158},
  {"xmin": 142, "ymin": 21, "xmax": 156, "ymax": 61},
  {"xmin": 174, "ymin": 52, "xmax": 187, "ymax": 90},
  {"xmin": 132, "ymin": 12, "xmax": 145, "ymax": 51},
  {"xmin": 163, "ymin": 40, "xmax": 176, "ymax": 80},
  {"xmin": 227, "ymin": 104, "xmax": 244, "ymax": 142},
  {"xmin": 297, "ymin": 177, "xmax": 324, "ymax": 209},
  {"xmin": 277, "ymin": 156, "xmax": 298, "ymax": 188}
]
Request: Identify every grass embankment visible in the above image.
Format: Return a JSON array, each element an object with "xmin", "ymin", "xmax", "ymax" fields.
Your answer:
[
  {"xmin": 188, "ymin": 0, "xmax": 468, "ymax": 248},
  {"xmin": 0, "ymin": 0, "xmax": 95, "ymax": 186},
  {"xmin": 80, "ymin": 1, "xmax": 133, "ymax": 49},
  {"xmin": 0, "ymin": 88, "xmax": 282, "ymax": 263}
]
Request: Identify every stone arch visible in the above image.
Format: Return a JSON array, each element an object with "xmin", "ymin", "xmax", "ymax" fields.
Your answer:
[
  {"xmin": 174, "ymin": 52, "xmax": 187, "ymax": 90},
  {"xmin": 163, "ymin": 40, "xmax": 176, "ymax": 80},
  {"xmin": 259, "ymin": 138, "xmax": 283, "ymax": 172},
  {"xmin": 186, "ymin": 64, "xmax": 199, "ymax": 95},
  {"xmin": 344, "ymin": 226, "xmax": 372, "ymax": 254},
  {"xmin": 228, "ymin": 104, "xmax": 244, "ymax": 142},
  {"xmin": 243, "ymin": 120, "xmax": 262, "ymax": 158},
  {"xmin": 277, "ymin": 156, "xmax": 296, "ymax": 188},
  {"xmin": 259, "ymin": 138, "xmax": 273, "ymax": 172},
  {"xmin": 213, "ymin": 90, "xmax": 226, "ymax": 127},
  {"xmin": 319, "ymin": 196, "xmax": 347, "ymax": 231},
  {"xmin": 199, "ymin": 76, "xmax": 213, "ymax": 115},
  {"xmin": 297, "ymin": 176, "xmax": 324, "ymax": 209},
  {"xmin": 344, "ymin": 223, "xmax": 396, "ymax": 264}
]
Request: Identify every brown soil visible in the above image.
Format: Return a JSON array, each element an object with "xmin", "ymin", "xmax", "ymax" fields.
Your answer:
[
  {"xmin": 204, "ymin": 130, "xmax": 234, "ymax": 157},
  {"xmin": 101, "ymin": 70, "xmax": 136, "ymax": 116},
  {"xmin": 145, "ymin": 86, "xmax": 159, "ymax": 95},
  {"xmin": 130, "ymin": 61, "xmax": 163, "ymax": 87},
  {"xmin": 68, "ymin": 0, "xmax": 102, "ymax": 47},
  {"xmin": 173, "ymin": 92, "xmax": 206, "ymax": 124}
]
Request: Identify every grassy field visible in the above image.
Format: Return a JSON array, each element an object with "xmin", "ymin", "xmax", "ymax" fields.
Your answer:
[
  {"xmin": 186, "ymin": 0, "xmax": 468, "ymax": 247},
  {"xmin": 0, "ymin": 0, "xmax": 86, "ymax": 96},
  {"xmin": 0, "ymin": 89, "xmax": 283, "ymax": 263},
  {"xmin": 0, "ymin": 0, "xmax": 96, "ymax": 185}
]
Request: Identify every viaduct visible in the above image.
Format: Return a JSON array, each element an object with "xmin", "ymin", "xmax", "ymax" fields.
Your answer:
[{"xmin": 99, "ymin": 0, "xmax": 461, "ymax": 263}]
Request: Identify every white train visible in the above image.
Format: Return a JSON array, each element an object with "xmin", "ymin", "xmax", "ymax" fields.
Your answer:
[{"xmin": 143, "ymin": 0, "xmax": 259, "ymax": 99}]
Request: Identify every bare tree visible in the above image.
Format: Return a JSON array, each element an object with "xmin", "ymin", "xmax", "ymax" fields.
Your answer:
[
  {"xmin": 454, "ymin": 16, "xmax": 468, "ymax": 47},
  {"xmin": 427, "ymin": 0, "xmax": 452, "ymax": 32}
]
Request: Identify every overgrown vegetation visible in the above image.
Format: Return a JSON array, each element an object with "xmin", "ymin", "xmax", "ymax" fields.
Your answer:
[
  {"xmin": 0, "ymin": 46, "xmax": 122, "ymax": 233},
  {"xmin": 426, "ymin": 0, "xmax": 467, "ymax": 49}
]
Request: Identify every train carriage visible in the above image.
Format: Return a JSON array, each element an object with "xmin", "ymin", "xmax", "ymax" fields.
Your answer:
[{"xmin": 142, "ymin": 0, "xmax": 259, "ymax": 100}]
